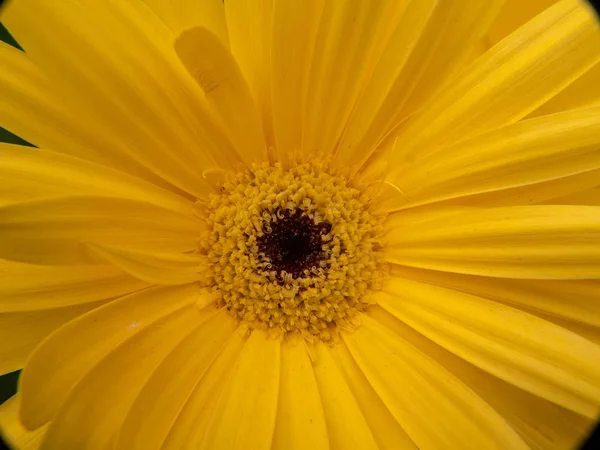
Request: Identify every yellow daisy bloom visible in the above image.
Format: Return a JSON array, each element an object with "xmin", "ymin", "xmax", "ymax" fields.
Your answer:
[{"xmin": 1, "ymin": 0, "xmax": 600, "ymax": 448}]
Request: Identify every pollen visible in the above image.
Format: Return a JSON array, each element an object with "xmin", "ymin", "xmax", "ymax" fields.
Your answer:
[{"xmin": 199, "ymin": 162, "xmax": 386, "ymax": 342}]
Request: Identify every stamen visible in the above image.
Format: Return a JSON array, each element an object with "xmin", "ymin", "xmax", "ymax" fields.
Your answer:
[{"xmin": 199, "ymin": 162, "xmax": 385, "ymax": 342}]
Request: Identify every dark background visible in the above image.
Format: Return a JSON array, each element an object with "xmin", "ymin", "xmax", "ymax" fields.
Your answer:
[{"xmin": 0, "ymin": 0, "xmax": 599, "ymax": 448}]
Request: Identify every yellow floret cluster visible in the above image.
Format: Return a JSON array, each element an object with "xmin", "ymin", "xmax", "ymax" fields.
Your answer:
[{"xmin": 199, "ymin": 163, "xmax": 385, "ymax": 342}]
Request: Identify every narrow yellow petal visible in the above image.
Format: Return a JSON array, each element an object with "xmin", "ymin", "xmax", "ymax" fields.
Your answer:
[
  {"xmin": 175, "ymin": 27, "xmax": 268, "ymax": 167},
  {"xmin": 0, "ymin": 302, "xmax": 106, "ymax": 376},
  {"xmin": 531, "ymin": 63, "xmax": 600, "ymax": 116},
  {"xmin": 39, "ymin": 303, "xmax": 202, "ymax": 450},
  {"xmin": 199, "ymin": 330, "xmax": 280, "ymax": 450},
  {"xmin": 552, "ymin": 319, "xmax": 600, "ymax": 346},
  {"xmin": 379, "ymin": 278, "xmax": 600, "ymax": 417},
  {"xmin": 271, "ymin": 0, "xmax": 324, "ymax": 168},
  {"xmin": 87, "ymin": 244, "xmax": 203, "ymax": 286},
  {"xmin": 439, "ymin": 167, "xmax": 600, "ymax": 208},
  {"xmin": 343, "ymin": 0, "xmax": 505, "ymax": 172},
  {"xmin": 0, "ymin": 395, "xmax": 47, "ymax": 450},
  {"xmin": 19, "ymin": 284, "xmax": 202, "ymax": 429},
  {"xmin": 386, "ymin": 106, "xmax": 600, "ymax": 209},
  {"xmin": 115, "ymin": 310, "xmax": 236, "ymax": 450},
  {"xmin": 329, "ymin": 343, "xmax": 417, "ymax": 450},
  {"xmin": 332, "ymin": 0, "xmax": 437, "ymax": 171},
  {"xmin": 0, "ymin": 143, "xmax": 194, "ymax": 214},
  {"xmin": 225, "ymin": 0, "xmax": 275, "ymax": 149},
  {"xmin": 343, "ymin": 315, "xmax": 528, "ymax": 449},
  {"xmin": 302, "ymin": 1, "xmax": 398, "ymax": 158},
  {"xmin": 361, "ymin": 0, "xmax": 507, "ymax": 162},
  {"xmin": 2, "ymin": 0, "xmax": 230, "ymax": 198},
  {"xmin": 161, "ymin": 332, "xmax": 245, "ymax": 449},
  {"xmin": 392, "ymin": 0, "xmax": 600, "ymax": 165},
  {"xmin": 145, "ymin": 0, "xmax": 229, "ymax": 47},
  {"xmin": 485, "ymin": 0, "xmax": 559, "ymax": 45},
  {"xmin": 0, "ymin": 259, "xmax": 149, "ymax": 312},
  {"xmin": 368, "ymin": 305, "xmax": 594, "ymax": 450},
  {"xmin": 390, "ymin": 264, "xmax": 600, "ymax": 328},
  {"xmin": 0, "ymin": 196, "xmax": 201, "ymax": 265},
  {"xmin": 312, "ymin": 342, "xmax": 379, "ymax": 450},
  {"xmin": 385, "ymin": 205, "xmax": 600, "ymax": 279},
  {"xmin": 547, "ymin": 186, "xmax": 600, "ymax": 205},
  {"xmin": 0, "ymin": 42, "xmax": 173, "ymax": 191},
  {"xmin": 398, "ymin": 0, "xmax": 507, "ymax": 116},
  {"xmin": 271, "ymin": 338, "xmax": 329, "ymax": 450}
]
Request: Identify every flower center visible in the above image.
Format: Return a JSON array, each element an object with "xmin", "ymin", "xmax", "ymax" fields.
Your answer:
[
  {"xmin": 256, "ymin": 209, "xmax": 332, "ymax": 281},
  {"xmin": 200, "ymin": 163, "xmax": 385, "ymax": 342}
]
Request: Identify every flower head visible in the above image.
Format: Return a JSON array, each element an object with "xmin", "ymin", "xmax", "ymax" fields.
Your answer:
[{"xmin": 1, "ymin": 0, "xmax": 600, "ymax": 449}]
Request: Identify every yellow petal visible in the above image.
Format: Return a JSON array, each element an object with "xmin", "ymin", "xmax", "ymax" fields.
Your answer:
[
  {"xmin": 547, "ymin": 186, "xmax": 600, "ymax": 205},
  {"xmin": 0, "ymin": 395, "xmax": 47, "ymax": 450},
  {"xmin": 531, "ymin": 62, "xmax": 600, "ymax": 116},
  {"xmin": 0, "ymin": 302, "xmax": 106, "ymax": 376},
  {"xmin": 87, "ymin": 243, "xmax": 203, "ymax": 286},
  {"xmin": 398, "ymin": 0, "xmax": 507, "ymax": 117},
  {"xmin": 115, "ymin": 309, "xmax": 236, "ymax": 450},
  {"xmin": 312, "ymin": 342, "xmax": 379, "ymax": 450},
  {"xmin": 385, "ymin": 205, "xmax": 600, "ymax": 279},
  {"xmin": 270, "ymin": 0, "xmax": 324, "ymax": 168},
  {"xmin": 199, "ymin": 330, "xmax": 280, "ymax": 450},
  {"xmin": 391, "ymin": 0, "xmax": 600, "ymax": 166},
  {"xmin": 379, "ymin": 278, "xmax": 600, "ymax": 418},
  {"xmin": 225, "ymin": 0, "xmax": 275, "ymax": 150},
  {"xmin": 0, "ymin": 42, "xmax": 174, "ymax": 191},
  {"xmin": 332, "ymin": 0, "xmax": 437, "ymax": 171},
  {"xmin": 145, "ymin": 0, "xmax": 229, "ymax": 47},
  {"xmin": 2, "ymin": 0, "xmax": 230, "ymax": 198},
  {"xmin": 390, "ymin": 264, "xmax": 600, "ymax": 328},
  {"xmin": 386, "ymin": 106, "xmax": 600, "ymax": 209},
  {"xmin": 19, "ymin": 284, "xmax": 202, "ymax": 429},
  {"xmin": 0, "ymin": 41, "xmax": 88, "ymax": 154},
  {"xmin": 550, "ymin": 318, "xmax": 600, "ymax": 346},
  {"xmin": 328, "ymin": 342, "xmax": 416, "ymax": 450},
  {"xmin": 175, "ymin": 27, "xmax": 267, "ymax": 167},
  {"xmin": 485, "ymin": 0, "xmax": 559, "ymax": 45},
  {"xmin": 343, "ymin": 315, "xmax": 528, "ymax": 449},
  {"xmin": 302, "ymin": 1, "xmax": 400, "ymax": 159},
  {"xmin": 0, "ymin": 143, "xmax": 194, "ymax": 214},
  {"xmin": 0, "ymin": 196, "xmax": 201, "ymax": 265},
  {"xmin": 338, "ymin": 0, "xmax": 506, "ymax": 172},
  {"xmin": 271, "ymin": 338, "xmax": 329, "ymax": 450},
  {"xmin": 39, "ymin": 303, "xmax": 203, "ymax": 450},
  {"xmin": 368, "ymin": 305, "xmax": 594, "ymax": 450},
  {"xmin": 0, "ymin": 259, "xmax": 149, "ymax": 312},
  {"xmin": 441, "ymin": 167, "xmax": 600, "ymax": 208},
  {"xmin": 161, "ymin": 331, "xmax": 245, "ymax": 449}
]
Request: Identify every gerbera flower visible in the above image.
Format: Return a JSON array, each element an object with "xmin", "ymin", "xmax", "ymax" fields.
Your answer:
[{"xmin": 1, "ymin": 0, "xmax": 600, "ymax": 448}]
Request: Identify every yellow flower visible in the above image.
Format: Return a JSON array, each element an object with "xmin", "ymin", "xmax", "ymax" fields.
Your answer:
[{"xmin": 1, "ymin": 0, "xmax": 600, "ymax": 448}]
